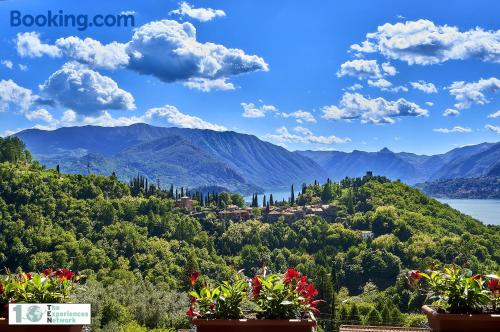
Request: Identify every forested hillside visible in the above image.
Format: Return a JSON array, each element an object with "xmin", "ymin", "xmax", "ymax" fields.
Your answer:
[
  {"xmin": 0, "ymin": 137, "xmax": 499, "ymax": 331},
  {"xmin": 416, "ymin": 176, "xmax": 500, "ymax": 199}
]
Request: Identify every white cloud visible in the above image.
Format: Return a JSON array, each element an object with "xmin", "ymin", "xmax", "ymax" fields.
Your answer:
[
  {"xmin": 263, "ymin": 126, "xmax": 350, "ymax": 146},
  {"xmin": 0, "ymin": 79, "xmax": 35, "ymax": 113},
  {"xmin": 25, "ymin": 108, "xmax": 54, "ymax": 122},
  {"xmin": 170, "ymin": 2, "xmax": 226, "ymax": 22},
  {"xmin": 280, "ymin": 110, "xmax": 316, "ymax": 123},
  {"xmin": 485, "ymin": 124, "xmax": 500, "ymax": 133},
  {"xmin": 16, "ymin": 32, "xmax": 61, "ymax": 58},
  {"xmin": 352, "ymin": 19, "xmax": 500, "ymax": 65},
  {"xmin": 368, "ymin": 78, "xmax": 392, "ymax": 88},
  {"xmin": 410, "ymin": 80, "xmax": 438, "ymax": 93},
  {"xmin": 18, "ymin": 64, "xmax": 28, "ymax": 71},
  {"xmin": 443, "ymin": 108, "xmax": 460, "ymax": 117},
  {"xmin": 321, "ymin": 92, "xmax": 427, "ymax": 124},
  {"xmin": 1, "ymin": 60, "xmax": 13, "ymax": 69},
  {"xmin": 337, "ymin": 59, "xmax": 384, "ymax": 79},
  {"xmin": 433, "ymin": 126, "xmax": 472, "ymax": 133},
  {"xmin": 144, "ymin": 105, "xmax": 226, "ymax": 131},
  {"xmin": 126, "ymin": 20, "xmax": 268, "ymax": 83},
  {"xmin": 183, "ymin": 77, "xmax": 235, "ymax": 91},
  {"xmin": 425, "ymin": 101, "xmax": 434, "ymax": 106},
  {"xmin": 241, "ymin": 102, "xmax": 278, "ymax": 118},
  {"xmin": 488, "ymin": 110, "xmax": 500, "ymax": 118},
  {"xmin": 17, "ymin": 20, "xmax": 267, "ymax": 88},
  {"xmin": 346, "ymin": 83, "xmax": 363, "ymax": 91},
  {"xmin": 39, "ymin": 62, "xmax": 136, "ymax": 115},
  {"xmin": 381, "ymin": 62, "xmax": 397, "ymax": 76},
  {"xmin": 55, "ymin": 36, "xmax": 129, "ymax": 70},
  {"xmin": 448, "ymin": 77, "xmax": 500, "ymax": 110}
]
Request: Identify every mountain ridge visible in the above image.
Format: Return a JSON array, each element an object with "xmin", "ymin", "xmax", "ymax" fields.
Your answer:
[{"xmin": 14, "ymin": 124, "xmax": 500, "ymax": 193}]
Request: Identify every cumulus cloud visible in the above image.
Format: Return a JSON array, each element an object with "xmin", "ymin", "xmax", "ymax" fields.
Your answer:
[
  {"xmin": 485, "ymin": 124, "xmax": 500, "ymax": 133},
  {"xmin": 346, "ymin": 83, "xmax": 363, "ymax": 91},
  {"xmin": 1, "ymin": 60, "xmax": 13, "ymax": 69},
  {"xmin": 18, "ymin": 64, "xmax": 28, "ymax": 71},
  {"xmin": 263, "ymin": 126, "xmax": 350, "ymax": 146},
  {"xmin": 126, "ymin": 20, "xmax": 268, "ymax": 86},
  {"xmin": 425, "ymin": 101, "xmax": 434, "ymax": 106},
  {"xmin": 448, "ymin": 77, "xmax": 500, "ymax": 110},
  {"xmin": 368, "ymin": 78, "xmax": 392, "ymax": 88},
  {"xmin": 16, "ymin": 20, "xmax": 267, "ymax": 91},
  {"xmin": 170, "ymin": 2, "xmax": 226, "ymax": 22},
  {"xmin": 16, "ymin": 32, "xmax": 61, "ymax": 58},
  {"xmin": 183, "ymin": 78, "xmax": 235, "ymax": 91},
  {"xmin": 381, "ymin": 62, "xmax": 397, "ymax": 76},
  {"xmin": 351, "ymin": 19, "xmax": 500, "ymax": 65},
  {"xmin": 144, "ymin": 105, "xmax": 226, "ymax": 130},
  {"xmin": 433, "ymin": 126, "xmax": 472, "ymax": 133},
  {"xmin": 488, "ymin": 110, "xmax": 500, "ymax": 118},
  {"xmin": 39, "ymin": 62, "xmax": 136, "ymax": 115},
  {"xmin": 0, "ymin": 79, "xmax": 35, "ymax": 112},
  {"xmin": 280, "ymin": 110, "xmax": 316, "ymax": 123},
  {"xmin": 337, "ymin": 59, "xmax": 385, "ymax": 79},
  {"xmin": 55, "ymin": 37, "xmax": 129, "ymax": 70},
  {"xmin": 241, "ymin": 102, "xmax": 278, "ymax": 118},
  {"xmin": 410, "ymin": 80, "xmax": 438, "ymax": 93},
  {"xmin": 443, "ymin": 108, "xmax": 460, "ymax": 117},
  {"xmin": 25, "ymin": 108, "xmax": 54, "ymax": 122},
  {"xmin": 322, "ymin": 92, "xmax": 428, "ymax": 124}
]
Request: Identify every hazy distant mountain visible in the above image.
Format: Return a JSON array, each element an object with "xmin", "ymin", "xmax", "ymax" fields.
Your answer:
[
  {"xmin": 299, "ymin": 142, "xmax": 498, "ymax": 184},
  {"xmin": 14, "ymin": 124, "xmax": 500, "ymax": 194},
  {"xmin": 15, "ymin": 124, "xmax": 326, "ymax": 194},
  {"xmin": 429, "ymin": 142, "xmax": 500, "ymax": 180}
]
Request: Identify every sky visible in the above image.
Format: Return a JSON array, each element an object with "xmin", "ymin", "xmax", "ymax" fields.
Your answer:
[{"xmin": 1, "ymin": 0, "xmax": 500, "ymax": 154}]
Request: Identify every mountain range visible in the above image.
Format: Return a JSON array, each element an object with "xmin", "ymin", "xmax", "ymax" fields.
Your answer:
[{"xmin": 14, "ymin": 124, "xmax": 500, "ymax": 194}]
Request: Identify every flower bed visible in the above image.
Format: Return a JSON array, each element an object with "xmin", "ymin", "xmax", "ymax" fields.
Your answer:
[
  {"xmin": 187, "ymin": 268, "xmax": 320, "ymax": 332},
  {"xmin": 0, "ymin": 268, "xmax": 83, "ymax": 332},
  {"xmin": 408, "ymin": 266, "xmax": 500, "ymax": 332}
]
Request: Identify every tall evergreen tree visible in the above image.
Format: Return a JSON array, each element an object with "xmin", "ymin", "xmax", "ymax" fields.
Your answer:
[
  {"xmin": 290, "ymin": 184, "xmax": 295, "ymax": 205},
  {"xmin": 262, "ymin": 194, "xmax": 267, "ymax": 207},
  {"xmin": 269, "ymin": 194, "xmax": 274, "ymax": 206}
]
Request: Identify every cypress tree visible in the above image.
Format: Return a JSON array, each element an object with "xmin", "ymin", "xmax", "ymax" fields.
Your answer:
[
  {"xmin": 269, "ymin": 194, "xmax": 274, "ymax": 206},
  {"xmin": 365, "ymin": 308, "xmax": 382, "ymax": 325},
  {"xmin": 290, "ymin": 184, "xmax": 295, "ymax": 205},
  {"xmin": 56, "ymin": 164, "xmax": 60, "ymax": 174},
  {"xmin": 262, "ymin": 194, "xmax": 267, "ymax": 207}
]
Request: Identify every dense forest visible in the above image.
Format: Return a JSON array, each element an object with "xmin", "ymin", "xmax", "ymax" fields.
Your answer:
[
  {"xmin": 416, "ymin": 176, "xmax": 500, "ymax": 199},
  {"xmin": 0, "ymin": 137, "xmax": 499, "ymax": 331}
]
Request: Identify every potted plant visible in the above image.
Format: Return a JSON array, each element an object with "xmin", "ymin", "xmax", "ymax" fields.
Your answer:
[
  {"xmin": 0, "ymin": 268, "xmax": 83, "ymax": 332},
  {"xmin": 187, "ymin": 268, "xmax": 320, "ymax": 332},
  {"xmin": 408, "ymin": 266, "xmax": 500, "ymax": 332}
]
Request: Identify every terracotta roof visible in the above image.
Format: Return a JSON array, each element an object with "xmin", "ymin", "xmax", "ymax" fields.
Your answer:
[{"xmin": 340, "ymin": 325, "xmax": 430, "ymax": 332}]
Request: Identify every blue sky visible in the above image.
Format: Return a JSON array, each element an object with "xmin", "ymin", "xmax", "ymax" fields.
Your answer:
[{"xmin": 1, "ymin": 0, "xmax": 500, "ymax": 154}]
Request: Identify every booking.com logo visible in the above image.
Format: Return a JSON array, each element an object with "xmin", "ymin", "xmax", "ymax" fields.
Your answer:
[{"xmin": 10, "ymin": 10, "xmax": 135, "ymax": 31}]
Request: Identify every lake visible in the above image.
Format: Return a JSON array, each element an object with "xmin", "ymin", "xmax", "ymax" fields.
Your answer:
[{"xmin": 436, "ymin": 198, "xmax": 500, "ymax": 226}]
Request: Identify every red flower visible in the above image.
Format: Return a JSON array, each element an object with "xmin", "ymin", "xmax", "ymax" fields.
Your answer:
[
  {"xmin": 55, "ymin": 268, "xmax": 75, "ymax": 281},
  {"xmin": 251, "ymin": 276, "xmax": 262, "ymax": 299},
  {"xmin": 0, "ymin": 283, "xmax": 4, "ymax": 295},
  {"xmin": 190, "ymin": 271, "xmax": 200, "ymax": 286},
  {"xmin": 488, "ymin": 278, "xmax": 499, "ymax": 291},
  {"xmin": 186, "ymin": 306, "xmax": 198, "ymax": 318},
  {"xmin": 26, "ymin": 273, "xmax": 32, "ymax": 280},
  {"xmin": 42, "ymin": 268, "xmax": 53, "ymax": 276},
  {"xmin": 284, "ymin": 268, "xmax": 301, "ymax": 284},
  {"xmin": 410, "ymin": 270, "xmax": 422, "ymax": 281}
]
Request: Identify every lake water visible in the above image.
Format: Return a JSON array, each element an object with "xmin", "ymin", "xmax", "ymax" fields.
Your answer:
[
  {"xmin": 436, "ymin": 198, "xmax": 500, "ymax": 226},
  {"xmin": 246, "ymin": 190, "xmax": 500, "ymax": 226}
]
